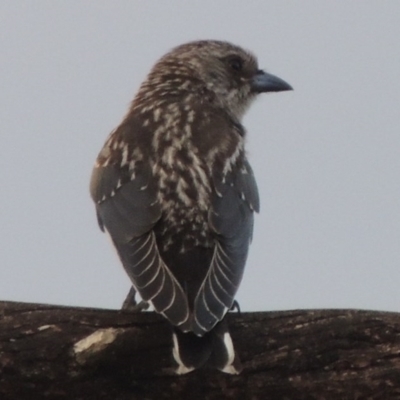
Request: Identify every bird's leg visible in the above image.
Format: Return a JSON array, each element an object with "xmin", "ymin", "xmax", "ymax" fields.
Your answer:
[
  {"xmin": 121, "ymin": 286, "xmax": 149, "ymax": 311},
  {"xmin": 230, "ymin": 300, "xmax": 241, "ymax": 315}
]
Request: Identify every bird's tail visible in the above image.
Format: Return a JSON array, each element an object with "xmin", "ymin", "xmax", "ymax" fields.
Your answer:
[{"xmin": 172, "ymin": 320, "xmax": 242, "ymax": 374}]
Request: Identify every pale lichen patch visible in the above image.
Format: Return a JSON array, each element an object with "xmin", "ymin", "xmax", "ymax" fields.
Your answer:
[
  {"xmin": 73, "ymin": 328, "xmax": 121, "ymax": 364},
  {"xmin": 37, "ymin": 324, "xmax": 59, "ymax": 332}
]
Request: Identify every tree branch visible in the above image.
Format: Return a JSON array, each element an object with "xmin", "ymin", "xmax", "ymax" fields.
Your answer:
[{"xmin": 1, "ymin": 301, "xmax": 400, "ymax": 399}]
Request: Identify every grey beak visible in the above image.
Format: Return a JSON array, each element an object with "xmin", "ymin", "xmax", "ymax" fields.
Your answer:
[{"xmin": 251, "ymin": 70, "xmax": 293, "ymax": 93}]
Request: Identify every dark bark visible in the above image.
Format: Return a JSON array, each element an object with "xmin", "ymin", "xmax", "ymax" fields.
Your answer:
[{"xmin": 1, "ymin": 301, "xmax": 400, "ymax": 400}]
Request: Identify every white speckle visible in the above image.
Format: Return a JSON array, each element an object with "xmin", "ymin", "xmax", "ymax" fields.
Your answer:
[
  {"xmin": 140, "ymin": 105, "xmax": 151, "ymax": 114},
  {"xmin": 163, "ymin": 146, "xmax": 176, "ymax": 166},
  {"xmin": 187, "ymin": 110, "xmax": 195, "ymax": 123},
  {"xmin": 184, "ymin": 124, "xmax": 191, "ymax": 137},
  {"xmin": 176, "ymin": 181, "xmax": 191, "ymax": 206},
  {"xmin": 98, "ymin": 145, "xmax": 111, "ymax": 159},
  {"xmin": 103, "ymin": 159, "xmax": 110, "ymax": 167},
  {"xmin": 111, "ymin": 140, "xmax": 119, "ymax": 151},
  {"xmin": 222, "ymin": 138, "xmax": 244, "ymax": 176},
  {"xmin": 153, "ymin": 108, "xmax": 161, "ymax": 122},
  {"xmin": 129, "ymin": 160, "xmax": 136, "ymax": 172},
  {"xmin": 120, "ymin": 145, "xmax": 129, "ymax": 167},
  {"xmin": 179, "ymin": 80, "xmax": 191, "ymax": 91},
  {"xmin": 206, "ymin": 146, "xmax": 220, "ymax": 165},
  {"xmin": 152, "ymin": 125, "xmax": 168, "ymax": 151},
  {"xmin": 131, "ymin": 147, "xmax": 144, "ymax": 162}
]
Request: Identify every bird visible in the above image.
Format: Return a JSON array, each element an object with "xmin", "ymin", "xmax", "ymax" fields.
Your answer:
[{"xmin": 90, "ymin": 40, "xmax": 292, "ymax": 374}]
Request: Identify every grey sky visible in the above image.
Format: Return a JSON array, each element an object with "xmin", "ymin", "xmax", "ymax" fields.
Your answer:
[{"xmin": 1, "ymin": 2, "xmax": 399, "ymax": 313}]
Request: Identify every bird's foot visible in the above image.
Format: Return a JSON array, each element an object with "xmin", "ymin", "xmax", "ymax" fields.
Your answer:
[
  {"xmin": 230, "ymin": 300, "xmax": 241, "ymax": 314},
  {"xmin": 121, "ymin": 286, "xmax": 149, "ymax": 312},
  {"xmin": 122, "ymin": 300, "xmax": 150, "ymax": 312}
]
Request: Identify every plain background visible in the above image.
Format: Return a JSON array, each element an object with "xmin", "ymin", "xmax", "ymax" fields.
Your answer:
[{"xmin": 1, "ymin": 2, "xmax": 399, "ymax": 313}]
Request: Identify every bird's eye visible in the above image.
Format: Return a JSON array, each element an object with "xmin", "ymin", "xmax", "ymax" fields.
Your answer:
[{"xmin": 228, "ymin": 56, "xmax": 244, "ymax": 72}]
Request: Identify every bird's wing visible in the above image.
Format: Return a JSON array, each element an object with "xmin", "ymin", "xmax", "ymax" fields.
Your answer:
[
  {"xmin": 192, "ymin": 159, "xmax": 259, "ymax": 335},
  {"xmin": 90, "ymin": 161, "xmax": 190, "ymax": 328}
]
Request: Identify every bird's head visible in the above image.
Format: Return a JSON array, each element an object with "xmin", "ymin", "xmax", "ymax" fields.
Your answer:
[{"xmin": 143, "ymin": 40, "xmax": 292, "ymax": 121}]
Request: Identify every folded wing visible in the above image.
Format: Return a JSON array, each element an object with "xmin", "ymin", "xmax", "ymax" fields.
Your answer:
[
  {"xmin": 90, "ymin": 161, "xmax": 190, "ymax": 329},
  {"xmin": 193, "ymin": 160, "xmax": 259, "ymax": 335}
]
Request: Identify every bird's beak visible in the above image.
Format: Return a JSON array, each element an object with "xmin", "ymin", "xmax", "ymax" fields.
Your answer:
[{"xmin": 251, "ymin": 70, "xmax": 293, "ymax": 93}]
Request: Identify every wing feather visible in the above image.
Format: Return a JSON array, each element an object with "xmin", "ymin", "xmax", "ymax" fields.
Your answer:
[
  {"xmin": 91, "ymin": 162, "xmax": 190, "ymax": 329},
  {"xmin": 193, "ymin": 159, "xmax": 258, "ymax": 335}
]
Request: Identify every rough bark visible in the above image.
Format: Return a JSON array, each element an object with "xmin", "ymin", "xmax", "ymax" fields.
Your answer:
[{"xmin": 1, "ymin": 301, "xmax": 400, "ymax": 399}]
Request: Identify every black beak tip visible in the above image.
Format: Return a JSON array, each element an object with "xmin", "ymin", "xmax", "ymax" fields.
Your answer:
[
  {"xmin": 252, "ymin": 71, "xmax": 293, "ymax": 93},
  {"xmin": 277, "ymin": 80, "xmax": 293, "ymax": 92}
]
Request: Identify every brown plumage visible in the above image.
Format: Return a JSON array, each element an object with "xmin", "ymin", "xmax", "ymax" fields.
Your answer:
[{"xmin": 90, "ymin": 40, "xmax": 292, "ymax": 374}]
